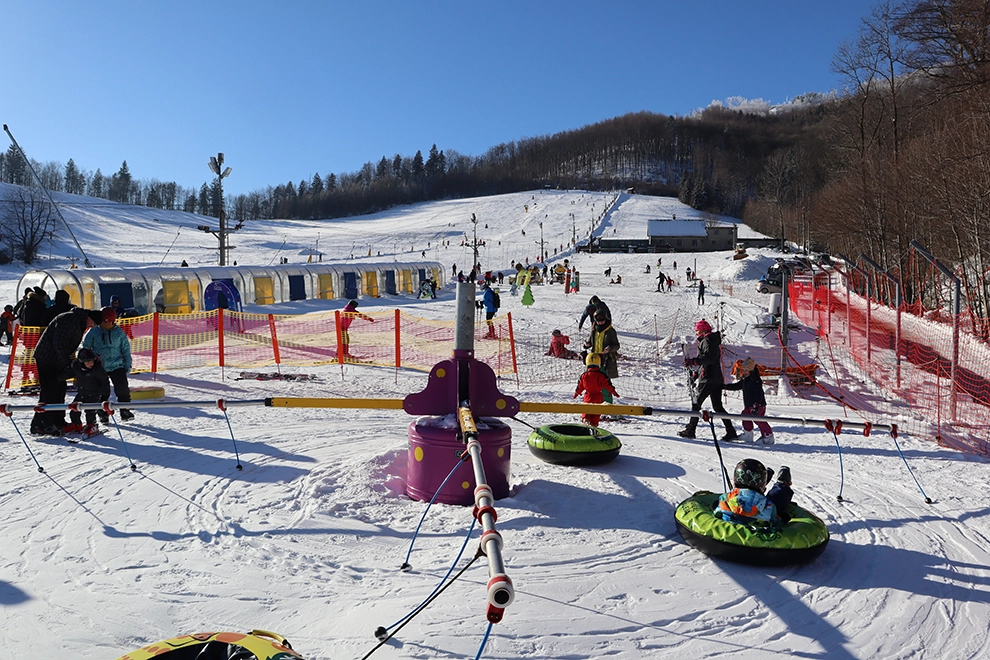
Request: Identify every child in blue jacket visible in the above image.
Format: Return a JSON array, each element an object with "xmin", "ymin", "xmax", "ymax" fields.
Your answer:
[{"xmin": 715, "ymin": 459, "xmax": 794, "ymax": 525}]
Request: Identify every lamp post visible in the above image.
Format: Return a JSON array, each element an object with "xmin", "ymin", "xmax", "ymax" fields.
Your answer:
[
  {"xmin": 539, "ymin": 221, "xmax": 545, "ymax": 261},
  {"xmin": 208, "ymin": 153, "xmax": 233, "ymax": 266}
]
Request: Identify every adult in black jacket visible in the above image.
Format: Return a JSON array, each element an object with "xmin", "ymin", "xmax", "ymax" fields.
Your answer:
[
  {"xmin": 30, "ymin": 308, "xmax": 103, "ymax": 435},
  {"xmin": 18, "ymin": 288, "xmax": 49, "ymax": 327},
  {"xmin": 678, "ymin": 319, "xmax": 738, "ymax": 441},
  {"xmin": 44, "ymin": 289, "xmax": 75, "ymax": 325},
  {"xmin": 578, "ymin": 296, "xmax": 611, "ymax": 330}
]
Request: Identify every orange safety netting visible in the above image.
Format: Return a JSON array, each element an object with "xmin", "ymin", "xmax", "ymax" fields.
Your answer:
[
  {"xmin": 4, "ymin": 309, "xmax": 517, "ymax": 390},
  {"xmin": 788, "ymin": 273, "xmax": 990, "ymax": 455}
]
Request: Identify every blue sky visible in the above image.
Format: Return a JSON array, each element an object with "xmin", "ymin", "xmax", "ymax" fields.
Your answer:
[{"xmin": 1, "ymin": 1, "xmax": 872, "ymax": 197}]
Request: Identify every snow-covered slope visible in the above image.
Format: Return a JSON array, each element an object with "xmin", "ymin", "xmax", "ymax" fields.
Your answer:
[{"xmin": 0, "ymin": 188, "xmax": 987, "ymax": 660}]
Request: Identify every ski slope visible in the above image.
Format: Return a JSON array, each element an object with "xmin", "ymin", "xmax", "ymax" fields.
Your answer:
[{"xmin": 1, "ymin": 188, "xmax": 988, "ymax": 659}]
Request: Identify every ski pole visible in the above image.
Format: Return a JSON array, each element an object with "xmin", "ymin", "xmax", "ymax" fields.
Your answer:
[
  {"xmin": 1, "ymin": 405, "xmax": 45, "ymax": 473},
  {"xmin": 217, "ymin": 399, "xmax": 243, "ymax": 470},
  {"xmin": 825, "ymin": 419, "xmax": 846, "ymax": 502},
  {"xmin": 886, "ymin": 424, "xmax": 932, "ymax": 504},
  {"xmin": 105, "ymin": 403, "xmax": 137, "ymax": 471},
  {"xmin": 705, "ymin": 411, "xmax": 731, "ymax": 492}
]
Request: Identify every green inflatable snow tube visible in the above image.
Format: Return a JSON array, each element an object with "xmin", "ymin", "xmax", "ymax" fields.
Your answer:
[
  {"xmin": 527, "ymin": 424, "xmax": 621, "ymax": 466},
  {"xmin": 675, "ymin": 491, "xmax": 829, "ymax": 566}
]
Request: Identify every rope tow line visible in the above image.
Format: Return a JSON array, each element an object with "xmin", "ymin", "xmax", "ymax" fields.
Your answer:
[{"xmin": 1, "ymin": 397, "xmax": 899, "ymax": 437}]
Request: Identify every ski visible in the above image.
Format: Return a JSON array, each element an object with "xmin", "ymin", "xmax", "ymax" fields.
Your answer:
[
  {"xmin": 681, "ymin": 343, "xmax": 699, "ymax": 405},
  {"xmin": 66, "ymin": 429, "xmax": 103, "ymax": 444},
  {"xmin": 236, "ymin": 371, "xmax": 321, "ymax": 381}
]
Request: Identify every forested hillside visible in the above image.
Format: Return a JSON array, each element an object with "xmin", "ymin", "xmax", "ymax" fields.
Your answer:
[{"xmin": 2, "ymin": 1, "xmax": 988, "ymax": 322}]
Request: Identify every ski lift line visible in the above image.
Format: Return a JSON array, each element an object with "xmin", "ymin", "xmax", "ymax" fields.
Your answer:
[
  {"xmin": 3, "ymin": 124, "xmax": 93, "ymax": 268},
  {"xmin": 0, "ymin": 400, "xmax": 898, "ymax": 435},
  {"xmin": 362, "ymin": 550, "xmax": 484, "ymax": 660},
  {"xmin": 400, "ymin": 457, "xmax": 470, "ymax": 573},
  {"xmin": 158, "ymin": 228, "xmax": 182, "ymax": 267}
]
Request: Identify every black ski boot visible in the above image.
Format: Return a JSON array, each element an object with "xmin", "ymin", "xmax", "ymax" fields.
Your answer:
[
  {"xmin": 721, "ymin": 429, "xmax": 740, "ymax": 442},
  {"xmin": 120, "ymin": 409, "xmax": 135, "ymax": 421},
  {"xmin": 776, "ymin": 466, "xmax": 792, "ymax": 485},
  {"xmin": 677, "ymin": 426, "xmax": 696, "ymax": 439}
]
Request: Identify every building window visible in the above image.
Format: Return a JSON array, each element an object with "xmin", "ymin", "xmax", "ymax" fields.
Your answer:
[
  {"xmin": 714, "ymin": 229, "xmax": 720, "ymax": 234},
  {"xmin": 676, "ymin": 240, "xmax": 682, "ymax": 247},
  {"xmin": 692, "ymin": 240, "xmax": 698, "ymax": 246}
]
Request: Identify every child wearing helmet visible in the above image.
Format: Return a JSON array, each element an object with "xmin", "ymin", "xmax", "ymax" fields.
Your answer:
[
  {"xmin": 64, "ymin": 347, "xmax": 111, "ymax": 437},
  {"xmin": 573, "ymin": 353, "xmax": 618, "ymax": 427},
  {"xmin": 715, "ymin": 458, "xmax": 794, "ymax": 525},
  {"xmin": 678, "ymin": 318, "xmax": 738, "ymax": 441},
  {"xmin": 82, "ymin": 306, "xmax": 135, "ymax": 421},
  {"xmin": 546, "ymin": 329, "xmax": 579, "ymax": 359}
]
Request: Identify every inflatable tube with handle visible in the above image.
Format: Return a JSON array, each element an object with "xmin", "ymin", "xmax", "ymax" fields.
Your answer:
[
  {"xmin": 527, "ymin": 423, "xmax": 621, "ymax": 466},
  {"xmin": 675, "ymin": 491, "xmax": 829, "ymax": 566}
]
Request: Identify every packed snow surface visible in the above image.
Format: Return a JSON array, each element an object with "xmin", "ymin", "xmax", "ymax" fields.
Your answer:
[{"xmin": 1, "ymin": 189, "xmax": 988, "ymax": 659}]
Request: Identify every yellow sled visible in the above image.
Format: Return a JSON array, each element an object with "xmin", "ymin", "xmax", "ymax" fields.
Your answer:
[{"xmin": 116, "ymin": 629, "xmax": 303, "ymax": 660}]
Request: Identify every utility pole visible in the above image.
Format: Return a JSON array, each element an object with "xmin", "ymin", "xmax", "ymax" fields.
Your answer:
[{"xmin": 539, "ymin": 221, "xmax": 545, "ymax": 261}]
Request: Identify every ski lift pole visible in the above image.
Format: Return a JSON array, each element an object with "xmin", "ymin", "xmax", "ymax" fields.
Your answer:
[
  {"xmin": 909, "ymin": 241, "xmax": 960, "ymax": 420},
  {"xmin": 457, "ymin": 405, "xmax": 514, "ymax": 623},
  {"xmin": 860, "ymin": 254, "xmax": 903, "ymax": 389},
  {"xmin": 3, "ymin": 124, "xmax": 92, "ymax": 267}
]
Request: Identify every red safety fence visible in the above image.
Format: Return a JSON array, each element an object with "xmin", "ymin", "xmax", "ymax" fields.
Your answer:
[
  {"xmin": 788, "ymin": 272, "xmax": 990, "ymax": 454},
  {"xmin": 4, "ymin": 308, "xmax": 517, "ymax": 391}
]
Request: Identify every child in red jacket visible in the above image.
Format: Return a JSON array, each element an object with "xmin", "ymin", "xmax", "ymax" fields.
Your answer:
[{"xmin": 573, "ymin": 353, "xmax": 618, "ymax": 427}]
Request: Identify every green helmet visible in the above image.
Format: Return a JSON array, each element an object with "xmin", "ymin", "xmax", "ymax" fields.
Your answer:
[{"xmin": 733, "ymin": 458, "xmax": 768, "ymax": 491}]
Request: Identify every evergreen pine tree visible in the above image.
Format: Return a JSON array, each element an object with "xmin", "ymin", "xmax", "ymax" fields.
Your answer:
[{"xmin": 521, "ymin": 284, "xmax": 535, "ymax": 306}]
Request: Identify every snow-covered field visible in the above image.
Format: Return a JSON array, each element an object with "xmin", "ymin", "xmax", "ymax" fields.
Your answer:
[{"xmin": 2, "ymin": 188, "xmax": 989, "ymax": 659}]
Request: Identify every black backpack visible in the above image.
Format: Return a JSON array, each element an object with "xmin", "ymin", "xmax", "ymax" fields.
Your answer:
[{"xmin": 492, "ymin": 291, "xmax": 501, "ymax": 309}]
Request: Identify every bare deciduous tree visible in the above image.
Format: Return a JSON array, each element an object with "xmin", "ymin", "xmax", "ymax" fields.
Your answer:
[{"xmin": 0, "ymin": 186, "xmax": 58, "ymax": 264}]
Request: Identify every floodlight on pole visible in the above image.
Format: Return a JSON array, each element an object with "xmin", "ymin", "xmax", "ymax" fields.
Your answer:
[{"xmin": 204, "ymin": 152, "xmax": 233, "ymax": 266}]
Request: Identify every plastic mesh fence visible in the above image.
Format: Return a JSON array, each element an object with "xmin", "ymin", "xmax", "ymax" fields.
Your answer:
[
  {"xmin": 788, "ymin": 273, "xmax": 990, "ymax": 454},
  {"xmin": 4, "ymin": 308, "xmax": 517, "ymax": 390}
]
